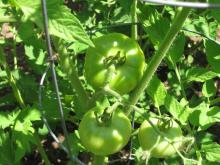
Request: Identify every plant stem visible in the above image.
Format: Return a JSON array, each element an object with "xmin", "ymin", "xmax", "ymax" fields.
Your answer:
[
  {"xmin": 34, "ymin": 132, "xmax": 51, "ymax": 165},
  {"xmin": 12, "ymin": 27, "xmax": 18, "ymax": 70},
  {"xmin": 93, "ymin": 155, "xmax": 106, "ymax": 165},
  {"xmin": 131, "ymin": 0, "xmax": 138, "ymax": 40},
  {"xmin": 128, "ymin": 7, "xmax": 191, "ymax": 109},
  {"xmin": 54, "ymin": 39, "xmax": 90, "ymax": 114},
  {"xmin": 0, "ymin": 48, "xmax": 25, "ymax": 108},
  {"xmin": 173, "ymin": 63, "xmax": 187, "ymax": 99}
]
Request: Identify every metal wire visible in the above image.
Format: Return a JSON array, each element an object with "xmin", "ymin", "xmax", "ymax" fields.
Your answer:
[
  {"xmin": 140, "ymin": 0, "xmax": 220, "ymax": 8},
  {"xmin": 182, "ymin": 28, "xmax": 220, "ymax": 45},
  {"xmin": 38, "ymin": 65, "xmax": 85, "ymax": 165},
  {"xmin": 40, "ymin": 0, "xmax": 74, "ymax": 163}
]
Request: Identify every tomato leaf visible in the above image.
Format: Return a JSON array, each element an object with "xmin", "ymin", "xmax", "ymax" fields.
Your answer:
[
  {"xmin": 185, "ymin": 67, "xmax": 219, "ymax": 83},
  {"xmin": 205, "ymin": 40, "xmax": 220, "ymax": 73},
  {"xmin": 0, "ymin": 130, "xmax": 14, "ymax": 165},
  {"xmin": 15, "ymin": 0, "xmax": 94, "ymax": 47},
  {"xmin": 189, "ymin": 103, "xmax": 220, "ymax": 130},
  {"xmin": 64, "ymin": 131, "xmax": 85, "ymax": 156},
  {"xmin": 164, "ymin": 94, "xmax": 190, "ymax": 124},
  {"xmin": 202, "ymin": 79, "xmax": 217, "ymax": 98},
  {"xmin": 147, "ymin": 76, "xmax": 167, "ymax": 107},
  {"xmin": 202, "ymin": 142, "xmax": 220, "ymax": 162},
  {"xmin": 167, "ymin": 33, "xmax": 186, "ymax": 67}
]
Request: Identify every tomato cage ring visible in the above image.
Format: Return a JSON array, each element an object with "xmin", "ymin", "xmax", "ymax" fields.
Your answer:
[{"xmin": 140, "ymin": 0, "xmax": 220, "ymax": 8}]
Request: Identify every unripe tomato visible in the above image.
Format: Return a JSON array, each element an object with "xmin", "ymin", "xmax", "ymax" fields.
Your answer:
[
  {"xmin": 79, "ymin": 108, "xmax": 132, "ymax": 156},
  {"xmin": 84, "ymin": 33, "xmax": 145, "ymax": 95},
  {"xmin": 138, "ymin": 117, "xmax": 183, "ymax": 158}
]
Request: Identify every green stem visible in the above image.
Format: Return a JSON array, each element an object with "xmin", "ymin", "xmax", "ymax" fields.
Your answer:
[
  {"xmin": 53, "ymin": 39, "xmax": 90, "ymax": 114},
  {"xmin": 103, "ymin": 86, "xmax": 123, "ymax": 101},
  {"xmin": 0, "ymin": 48, "xmax": 25, "ymax": 108},
  {"xmin": 34, "ymin": 132, "xmax": 51, "ymax": 165},
  {"xmin": 210, "ymin": 97, "xmax": 220, "ymax": 106},
  {"xmin": 93, "ymin": 155, "xmax": 106, "ymax": 165},
  {"xmin": 12, "ymin": 28, "xmax": 18, "ymax": 70},
  {"xmin": 173, "ymin": 63, "xmax": 187, "ymax": 99},
  {"xmin": 0, "ymin": 16, "xmax": 16, "ymax": 23},
  {"xmin": 128, "ymin": 7, "xmax": 191, "ymax": 109},
  {"xmin": 131, "ymin": 0, "xmax": 138, "ymax": 40}
]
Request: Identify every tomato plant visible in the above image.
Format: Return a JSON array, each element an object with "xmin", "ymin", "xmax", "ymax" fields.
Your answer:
[
  {"xmin": 84, "ymin": 33, "xmax": 145, "ymax": 95},
  {"xmin": 138, "ymin": 117, "xmax": 183, "ymax": 158},
  {"xmin": 2, "ymin": 0, "xmax": 220, "ymax": 164},
  {"xmin": 78, "ymin": 107, "xmax": 132, "ymax": 156}
]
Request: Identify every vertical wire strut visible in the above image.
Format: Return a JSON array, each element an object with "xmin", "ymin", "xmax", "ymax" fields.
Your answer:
[
  {"xmin": 39, "ymin": 66, "xmax": 85, "ymax": 165},
  {"xmin": 40, "ymin": 0, "xmax": 73, "ymax": 163}
]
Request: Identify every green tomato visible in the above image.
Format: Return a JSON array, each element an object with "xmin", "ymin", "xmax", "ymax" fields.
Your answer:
[
  {"xmin": 84, "ymin": 33, "xmax": 145, "ymax": 95},
  {"xmin": 79, "ymin": 108, "xmax": 131, "ymax": 156},
  {"xmin": 138, "ymin": 117, "xmax": 183, "ymax": 158}
]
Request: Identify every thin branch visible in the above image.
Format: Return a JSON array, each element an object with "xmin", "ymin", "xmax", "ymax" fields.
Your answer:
[{"xmin": 140, "ymin": 0, "xmax": 220, "ymax": 9}]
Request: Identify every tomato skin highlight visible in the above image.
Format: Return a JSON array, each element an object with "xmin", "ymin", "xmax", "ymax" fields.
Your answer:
[
  {"xmin": 84, "ymin": 33, "xmax": 145, "ymax": 95},
  {"xmin": 138, "ymin": 117, "xmax": 183, "ymax": 158},
  {"xmin": 79, "ymin": 108, "xmax": 132, "ymax": 156}
]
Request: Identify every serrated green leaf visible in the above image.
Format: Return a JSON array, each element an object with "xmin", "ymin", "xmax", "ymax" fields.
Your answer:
[
  {"xmin": 15, "ymin": 0, "xmax": 94, "ymax": 47},
  {"xmin": 202, "ymin": 142, "xmax": 220, "ymax": 162},
  {"xmin": 184, "ymin": 16, "xmax": 209, "ymax": 37},
  {"xmin": 205, "ymin": 40, "xmax": 220, "ymax": 73},
  {"xmin": 185, "ymin": 67, "xmax": 219, "ymax": 82},
  {"xmin": 164, "ymin": 94, "xmax": 191, "ymax": 124},
  {"xmin": 144, "ymin": 17, "xmax": 170, "ymax": 47},
  {"xmin": 147, "ymin": 76, "xmax": 167, "ymax": 107},
  {"xmin": 0, "ymin": 112, "xmax": 12, "ymax": 129},
  {"xmin": 0, "ymin": 130, "xmax": 14, "ymax": 165},
  {"xmin": 14, "ymin": 131, "xmax": 35, "ymax": 162},
  {"xmin": 0, "ymin": 93, "xmax": 16, "ymax": 107},
  {"xmin": 24, "ymin": 45, "xmax": 46, "ymax": 74},
  {"xmin": 189, "ymin": 103, "xmax": 220, "ymax": 130},
  {"xmin": 202, "ymin": 79, "xmax": 217, "ymax": 98},
  {"xmin": 167, "ymin": 34, "xmax": 185, "ymax": 66}
]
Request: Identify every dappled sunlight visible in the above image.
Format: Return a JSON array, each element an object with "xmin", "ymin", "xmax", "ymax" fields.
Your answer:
[{"xmin": 113, "ymin": 41, "xmax": 118, "ymax": 47}]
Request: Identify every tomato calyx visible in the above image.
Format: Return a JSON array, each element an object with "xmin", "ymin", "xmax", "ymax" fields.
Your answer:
[
  {"xmin": 103, "ymin": 50, "xmax": 126, "ymax": 68},
  {"xmin": 156, "ymin": 116, "xmax": 173, "ymax": 132},
  {"xmin": 95, "ymin": 108, "xmax": 113, "ymax": 127}
]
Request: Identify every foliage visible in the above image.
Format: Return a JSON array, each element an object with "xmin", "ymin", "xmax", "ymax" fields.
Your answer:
[{"xmin": 0, "ymin": 0, "xmax": 220, "ymax": 164}]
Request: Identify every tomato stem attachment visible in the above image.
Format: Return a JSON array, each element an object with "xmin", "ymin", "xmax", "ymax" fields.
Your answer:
[
  {"xmin": 104, "ymin": 51, "xmax": 126, "ymax": 67},
  {"xmin": 95, "ymin": 102, "xmax": 120, "ymax": 127}
]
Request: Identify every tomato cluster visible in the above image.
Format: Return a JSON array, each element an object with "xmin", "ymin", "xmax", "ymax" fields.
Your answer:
[{"xmin": 78, "ymin": 33, "xmax": 183, "ymax": 159}]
